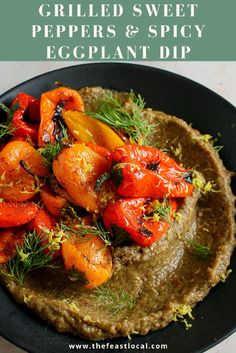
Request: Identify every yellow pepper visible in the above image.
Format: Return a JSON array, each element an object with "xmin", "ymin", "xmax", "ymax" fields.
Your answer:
[{"xmin": 63, "ymin": 110, "xmax": 124, "ymax": 151}]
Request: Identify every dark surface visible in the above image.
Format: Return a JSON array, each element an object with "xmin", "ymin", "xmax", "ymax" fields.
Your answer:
[{"xmin": 0, "ymin": 63, "xmax": 235, "ymax": 353}]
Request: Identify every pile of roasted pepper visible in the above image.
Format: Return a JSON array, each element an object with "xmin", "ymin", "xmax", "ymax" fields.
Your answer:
[{"xmin": 0, "ymin": 87, "xmax": 193, "ymax": 288}]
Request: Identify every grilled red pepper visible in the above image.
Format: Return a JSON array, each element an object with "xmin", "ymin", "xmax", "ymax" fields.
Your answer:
[
  {"xmin": 10, "ymin": 92, "xmax": 40, "ymax": 141},
  {"xmin": 103, "ymin": 198, "xmax": 177, "ymax": 247},
  {"xmin": 106, "ymin": 145, "xmax": 193, "ymax": 198}
]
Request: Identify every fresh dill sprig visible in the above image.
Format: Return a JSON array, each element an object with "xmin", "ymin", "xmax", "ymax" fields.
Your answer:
[
  {"xmin": 0, "ymin": 123, "xmax": 15, "ymax": 140},
  {"xmin": 59, "ymin": 220, "xmax": 112, "ymax": 246},
  {"xmin": 0, "ymin": 102, "xmax": 11, "ymax": 116},
  {"xmin": 39, "ymin": 121, "xmax": 69, "ymax": 169},
  {"xmin": 6, "ymin": 230, "xmax": 57, "ymax": 285},
  {"xmin": 94, "ymin": 286, "xmax": 135, "ymax": 315},
  {"xmin": 213, "ymin": 145, "xmax": 224, "ymax": 153},
  {"xmin": 189, "ymin": 240, "xmax": 213, "ymax": 260},
  {"xmin": 129, "ymin": 89, "xmax": 145, "ymax": 110},
  {"xmin": 39, "ymin": 141, "xmax": 64, "ymax": 168},
  {"xmin": 0, "ymin": 102, "xmax": 18, "ymax": 141},
  {"xmin": 86, "ymin": 90, "xmax": 152, "ymax": 145}
]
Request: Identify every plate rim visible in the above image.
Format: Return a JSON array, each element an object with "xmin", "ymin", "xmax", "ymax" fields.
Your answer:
[{"xmin": 0, "ymin": 62, "xmax": 235, "ymax": 353}]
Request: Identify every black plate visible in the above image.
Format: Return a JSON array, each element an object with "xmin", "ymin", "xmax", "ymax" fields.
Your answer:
[{"xmin": 0, "ymin": 63, "xmax": 235, "ymax": 353}]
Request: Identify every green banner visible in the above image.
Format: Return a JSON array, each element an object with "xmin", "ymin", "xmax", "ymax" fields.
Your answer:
[{"xmin": 0, "ymin": 0, "xmax": 235, "ymax": 61}]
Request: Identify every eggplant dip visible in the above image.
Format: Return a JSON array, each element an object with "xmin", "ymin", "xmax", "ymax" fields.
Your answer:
[{"xmin": 0, "ymin": 86, "xmax": 235, "ymax": 340}]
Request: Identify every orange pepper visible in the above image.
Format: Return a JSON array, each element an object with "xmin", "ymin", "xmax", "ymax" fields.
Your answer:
[
  {"xmin": 0, "ymin": 228, "xmax": 25, "ymax": 264},
  {"xmin": 38, "ymin": 87, "xmax": 84, "ymax": 147},
  {"xmin": 0, "ymin": 140, "xmax": 48, "ymax": 202},
  {"xmin": 52, "ymin": 143, "xmax": 110, "ymax": 212},
  {"xmin": 62, "ymin": 234, "xmax": 112, "ymax": 288}
]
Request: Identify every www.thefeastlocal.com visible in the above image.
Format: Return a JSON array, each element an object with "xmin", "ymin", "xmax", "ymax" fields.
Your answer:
[{"xmin": 68, "ymin": 342, "xmax": 168, "ymax": 350}]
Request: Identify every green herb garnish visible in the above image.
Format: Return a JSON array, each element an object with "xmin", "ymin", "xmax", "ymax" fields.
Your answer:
[
  {"xmin": 87, "ymin": 90, "xmax": 153, "ymax": 145},
  {"xmin": 0, "ymin": 102, "xmax": 18, "ymax": 141},
  {"xmin": 94, "ymin": 286, "xmax": 135, "ymax": 315},
  {"xmin": 39, "ymin": 141, "xmax": 64, "ymax": 168},
  {"xmin": 39, "ymin": 121, "xmax": 69, "ymax": 169},
  {"xmin": 5, "ymin": 230, "xmax": 57, "ymax": 285},
  {"xmin": 59, "ymin": 220, "xmax": 112, "ymax": 246},
  {"xmin": 189, "ymin": 240, "xmax": 213, "ymax": 260},
  {"xmin": 213, "ymin": 145, "xmax": 224, "ymax": 153},
  {"xmin": 0, "ymin": 123, "xmax": 15, "ymax": 140}
]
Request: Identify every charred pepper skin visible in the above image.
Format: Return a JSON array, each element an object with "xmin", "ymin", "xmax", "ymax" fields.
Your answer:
[
  {"xmin": 103, "ymin": 198, "xmax": 177, "ymax": 247},
  {"xmin": 109, "ymin": 145, "xmax": 193, "ymax": 198},
  {"xmin": 38, "ymin": 87, "xmax": 84, "ymax": 147}
]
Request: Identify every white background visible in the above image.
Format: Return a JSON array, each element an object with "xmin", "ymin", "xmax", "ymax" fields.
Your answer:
[{"xmin": 0, "ymin": 61, "xmax": 235, "ymax": 353}]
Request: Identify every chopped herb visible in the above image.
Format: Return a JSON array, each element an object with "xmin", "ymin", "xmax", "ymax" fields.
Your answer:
[
  {"xmin": 86, "ymin": 90, "xmax": 153, "ymax": 145},
  {"xmin": 189, "ymin": 240, "xmax": 213, "ymax": 260},
  {"xmin": 94, "ymin": 286, "xmax": 135, "ymax": 315},
  {"xmin": 5, "ymin": 230, "xmax": 57, "ymax": 285}
]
